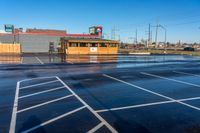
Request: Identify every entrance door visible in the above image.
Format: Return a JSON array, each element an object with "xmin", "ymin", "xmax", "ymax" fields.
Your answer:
[{"xmin": 49, "ymin": 42, "xmax": 55, "ymax": 54}]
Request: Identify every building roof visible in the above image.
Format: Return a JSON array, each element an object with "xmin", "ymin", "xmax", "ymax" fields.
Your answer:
[
  {"xmin": 0, "ymin": 32, "xmax": 100, "ymax": 37},
  {"xmin": 26, "ymin": 29, "xmax": 66, "ymax": 34},
  {"xmin": 61, "ymin": 37, "xmax": 119, "ymax": 43}
]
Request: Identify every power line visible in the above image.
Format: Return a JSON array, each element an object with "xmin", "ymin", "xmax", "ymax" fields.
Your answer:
[
  {"xmin": 166, "ymin": 19, "xmax": 200, "ymax": 27},
  {"xmin": 111, "ymin": 26, "xmax": 120, "ymax": 40}
]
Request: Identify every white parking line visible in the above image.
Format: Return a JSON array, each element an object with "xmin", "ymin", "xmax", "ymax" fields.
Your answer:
[
  {"xmin": 96, "ymin": 96, "xmax": 200, "ymax": 113},
  {"xmin": 9, "ymin": 77, "xmax": 57, "ymax": 133},
  {"xmin": 56, "ymin": 76, "xmax": 118, "ymax": 133},
  {"xmin": 87, "ymin": 122, "xmax": 104, "ymax": 133},
  {"xmin": 21, "ymin": 57, "xmax": 23, "ymax": 64},
  {"xmin": 173, "ymin": 71, "xmax": 200, "ymax": 77},
  {"xmin": 18, "ymin": 86, "xmax": 65, "ymax": 99},
  {"xmin": 21, "ymin": 106, "xmax": 87, "ymax": 133},
  {"xmin": 103, "ymin": 74, "xmax": 200, "ymax": 112},
  {"xmin": 141, "ymin": 72, "xmax": 200, "ymax": 88},
  {"xmin": 96, "ymin": 101, "xmax": 173, "ymax": 113},
  {"xmin": 17, "ymin": 94, "xmax": 73, "ymax": 113},
  {"xmin": 9, "ymin": 82, "xmax": 20, "ymax": 133},
  {"xmin": 67, "ymin": 61, "xmax": 74, "ymax": 64},
  {"xmin": 19, "ymin": 76, "xmax": 57, "ymax": 83},
  {"xmin": 19, "ymin": 80, "xmax": 59, "ymax": 90},
  {"xmin": 35, "ymin": 56, "xmax": 44, "ymax": 64}
]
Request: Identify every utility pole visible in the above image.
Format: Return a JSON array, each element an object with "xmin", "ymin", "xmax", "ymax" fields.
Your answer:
[
  {"xmin": 135, "ymin": 29, "xmax": 138, "ymax": 44},
  {"xmin": 198, "ymin": 27, "xmax": 200, "ymax": 44},
  {"xmin": 111, "ymin": 26, "xmax": 118, "ymax": 40},
  {"xmin": 148, "ymin": 24, "xmax": 151, "ymax": 48},
  {"xmin": 112, "ymin": 26, "xmax": 120, "ymax": 41},
  {"xmin": 158, "ymin": 24, "xmax": 167, "ymax": 52},
  {"xmin": 118, "ymin": 35, "xmax": 121, "ymax": 41},
  {"xmin": 155, "ymin": 22, "xmax": 159, "ymax": 47},
  {"xmin": 113, "ymin": 26, "xmax": 116, "ymax": 40},
  {"xmin": 111, "ymin": 27, "xmax": 114, "ymax": 40},
  {"xmin": 152, "ymin": 22, "xmax": 167, "ymax": 49},
  {"xmin": 159, "ymin": 25, "xmax": 167, "ymax": 45}
]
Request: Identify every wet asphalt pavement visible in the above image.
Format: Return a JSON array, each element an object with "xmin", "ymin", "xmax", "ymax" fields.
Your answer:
[{"xmin": 1, "ymin": 54, "xmax": 200, "ymax": 133}]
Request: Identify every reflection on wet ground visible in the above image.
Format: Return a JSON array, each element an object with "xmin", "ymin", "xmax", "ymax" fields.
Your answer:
[
  {"xmin": 1, "ymin": 54, "xmax": 200, "ymax": 65},
  {"xmin": 64, "ymin": 55, "xmax": 118, "ymax": 63},
  {"xmin": 0, "ymin": 54, "xmax": 22, "ymax": 64}
]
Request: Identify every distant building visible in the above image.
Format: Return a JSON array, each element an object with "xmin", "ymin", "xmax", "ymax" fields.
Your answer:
[{"xmin": 184, "ymin": 47, "xmax": 195, "ymax": 51}]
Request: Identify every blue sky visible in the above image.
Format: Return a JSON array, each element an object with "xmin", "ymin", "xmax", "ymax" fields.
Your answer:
[{"xmin": 0, "ymin": 0, "xmax": 200, "ymax": 43}]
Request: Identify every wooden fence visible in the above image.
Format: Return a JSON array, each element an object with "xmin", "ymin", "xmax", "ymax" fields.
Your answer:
[{"xmin": 0, "ymin": 44, "xmax": 21, "ymax": 54}]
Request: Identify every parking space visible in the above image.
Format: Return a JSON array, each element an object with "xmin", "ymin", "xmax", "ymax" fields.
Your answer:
[
  {"xmin": 60, "ymin": 74, "xmax": 166, "ymax": 110},
  {"xmin": 1, "ymin": 55, "xmax": 200, "ymax": 133},
  {"xmin": 99, "ymin": 103, "xmax": 200, "ymax": 133},
  {"xmin": 109, "ymin": 72, "xmax": 200, "ymax": 96},
  {"xmin": 185, "ymin": 99, "xmax": 200, "ymax": 108},
  {"xmin": 10, "ymin": 76, "xmax": 117, "ymax": 133}
]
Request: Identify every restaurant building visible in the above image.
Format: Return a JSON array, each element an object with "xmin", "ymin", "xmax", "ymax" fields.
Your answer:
[{"xmin": 60, "ymin": 38, "xmax": 119, "ymax": 55}]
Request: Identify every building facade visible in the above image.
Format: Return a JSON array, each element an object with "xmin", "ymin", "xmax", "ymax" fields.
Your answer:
[
  {"xmin": 61, "ymin": 38, "xmax": 119, "ymax": 55},
  {"xmin": 0, "ymin": 25, "xmax": 104, "ymax": 53}
]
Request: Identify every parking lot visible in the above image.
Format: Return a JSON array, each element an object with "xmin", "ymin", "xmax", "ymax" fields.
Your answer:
[{"xmin": 1, "ymin": 54, "xmax": 200, "ymax": 133}]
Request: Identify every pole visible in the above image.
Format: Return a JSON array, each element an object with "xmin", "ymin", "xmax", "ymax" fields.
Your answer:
[
  {"xmin": 165, "ymin": 29, "xmax": 167, "ymax": 45},
  {"xmin": 111, "ymin": 26, "xmax": 117, "ymax": 40},
  {"xmin": 135, "ymin": 29, "xmax": 138, "ymax": 44},
  {"xmin": 148, "ymin": 24, "xmax": 151, "ymax": 48},
  {"xmin": 118, "ymin": 35, "xmax": 121, "ymax": 41},
  {"xmin": 159, "ymin": 25, "xmax": 167, "ymax": 53},
  {"xmin": 164, "ymin": 28, "xmax": 167, "ymax": 53},
  {"xmin": 113, "ymin": 26, "xmax": 116, "ymax": 40},
  {"xmin": 155, "ymin": 23, "xmax": 159, "ymax": 47}
]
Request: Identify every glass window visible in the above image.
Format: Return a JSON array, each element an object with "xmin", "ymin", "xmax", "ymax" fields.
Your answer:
[
  {"xmin": 80, "ymin": 43, "xmax": 88, "ymax": 47},
  {"xmin": 90, "ymin": 43, "xmax": 98, "ymax": 47},
  {"xmin": 99, "ymin": 43, "xmax": 107, "ymax": 47},
  {"xmin": 109, "ymin": 44, "xmax": 117, "ymax": 47},
  {"xmin": 69, "ymin": 43, "xmax": 78, "ymax": 47}
]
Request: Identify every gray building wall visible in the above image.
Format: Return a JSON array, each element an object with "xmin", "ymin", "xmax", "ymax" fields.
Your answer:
[
  {"xmin": 0, "ymin": 34, "xmax": 101, "ymax": 53},
  {"xmin": 18, "ymin": 35, "xmax": 62, "ymax": 53},
  {"xmin": 0, "ymin": 34, "xmax": 14, "ymax": 43}
]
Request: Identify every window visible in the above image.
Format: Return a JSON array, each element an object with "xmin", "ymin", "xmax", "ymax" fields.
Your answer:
[
  {"xmin": 80, "ymin": 43, "xmax": 88, "ymax": 47},
  {"xmin": 99, "ymin": 43, "xmax": 107, "ymax": 47},
  {"xmin": 90, "ymin": 43, "xmax": 98, "ymax": 47},
  {"xmin": 109, "ymin": 44, "xmax": 117, "ymax": 47},
  {"xmin": 69, "ymin": 43, "xmax": 78, "ymax": 47}
]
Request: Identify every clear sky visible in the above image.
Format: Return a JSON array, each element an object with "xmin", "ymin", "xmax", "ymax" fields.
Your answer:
[{"xmin": 0, "ymin": 0, "xmax": 200, "ymax": 43}]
